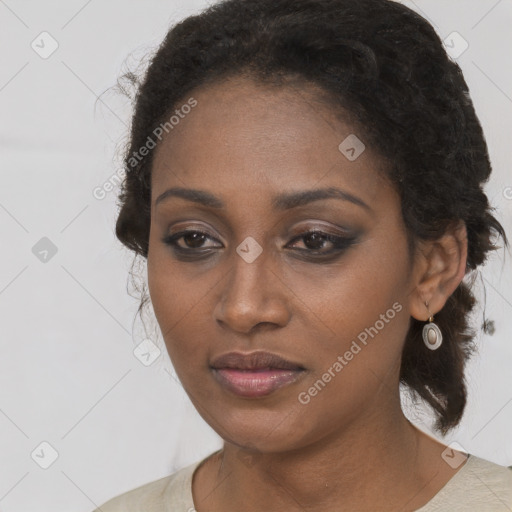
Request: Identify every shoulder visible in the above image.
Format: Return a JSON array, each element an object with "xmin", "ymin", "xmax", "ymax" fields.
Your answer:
[
  {"xmin": 418, "ymin": 454, "xmax": 512, "ymax": 511},
  {"xmin": 91, "ymin": 459, "xmax": 200, "ymax": 512}
]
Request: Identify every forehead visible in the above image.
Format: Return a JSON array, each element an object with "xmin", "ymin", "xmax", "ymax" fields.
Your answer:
[{"xmin": 151, "ymin": 76, "xmax": 389, "ymax": 207}]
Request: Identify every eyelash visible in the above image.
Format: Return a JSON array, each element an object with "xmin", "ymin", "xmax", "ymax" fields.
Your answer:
[{"xmin": 161, "ymin": 228, "xmax": 357, "ymax": 260}]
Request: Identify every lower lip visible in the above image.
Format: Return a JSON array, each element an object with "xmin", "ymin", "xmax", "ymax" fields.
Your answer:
[{"xmin": 212, "ymin": 368, "xmax": 304, "ymax": 398}]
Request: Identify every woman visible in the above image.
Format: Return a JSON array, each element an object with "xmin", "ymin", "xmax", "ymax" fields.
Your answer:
[{"xmin": 94, "ymin": 0, "xmax": 511, "ymax": 509}]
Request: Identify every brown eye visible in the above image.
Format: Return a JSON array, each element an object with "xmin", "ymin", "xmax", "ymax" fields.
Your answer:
[
  {"xmin": 179, "ymin": 232, "xmax": 208, "ymax": 248},
  {"xmin": 162, "ymin": 229, "xmax": 222, "ymax": 250},
  {"xmin": 287, "ymin": 230, "xmax": 356, "ymax": 255}
]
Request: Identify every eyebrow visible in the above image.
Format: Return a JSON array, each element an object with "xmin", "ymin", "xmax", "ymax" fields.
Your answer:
[{"xmin": 154, "ymin": 186, "xmax": 371, "ymax": 212}]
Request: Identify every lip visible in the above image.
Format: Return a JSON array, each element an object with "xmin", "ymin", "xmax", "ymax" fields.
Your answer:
[{"xmin": 210, "ymin": 351, "xmax": 306, "ymax": 398}]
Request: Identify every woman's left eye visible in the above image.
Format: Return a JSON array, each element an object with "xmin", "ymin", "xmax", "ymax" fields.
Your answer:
[{"xmin": 285, "ymin": 230, "xmax": 356, "ymax": 254}]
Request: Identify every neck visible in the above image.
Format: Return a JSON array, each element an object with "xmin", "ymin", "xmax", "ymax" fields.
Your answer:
[{"xmin": 194, "ymin": 398, "xmax": 439, "ymax": 511}]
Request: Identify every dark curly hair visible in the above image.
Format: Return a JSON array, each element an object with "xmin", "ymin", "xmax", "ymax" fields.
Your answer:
[{"xmin": 113, "ymin": 0, "xmax": 508, "ymax": 434}]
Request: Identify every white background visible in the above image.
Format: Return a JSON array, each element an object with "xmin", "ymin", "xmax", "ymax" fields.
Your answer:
[{"xmin": 0, "ymin": 1, "xmax": 511, "ymax": 511}]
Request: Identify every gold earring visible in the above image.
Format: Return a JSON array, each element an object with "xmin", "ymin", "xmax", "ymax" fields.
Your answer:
[{"xmin": 422, "ymin": 302, "xmax": 443, "ymax": 350}]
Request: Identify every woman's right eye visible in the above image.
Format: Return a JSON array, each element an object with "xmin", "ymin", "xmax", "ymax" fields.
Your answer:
[{"xmin": 162, "ymin": 229, "xmax": 222, "ymax": 251}]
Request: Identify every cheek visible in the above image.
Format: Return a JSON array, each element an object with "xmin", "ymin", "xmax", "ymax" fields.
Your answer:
[
  {"xmin": 146, "ymin": 249, "xmax": 216, "ymax": 371},
  {"xmin": 295, "ymin": 237, "xmax": 410, "ymax": 342},
  {"xmin": 290, "ymin": 271, "xmax": 410, "ymax": 434},
  {"xmin": 288, "ymin": 233, "xmax": 413, "ymax": 400},
  {"xmin": 147, "ymin": 250, "xmax": 186, "ymax": 339}
]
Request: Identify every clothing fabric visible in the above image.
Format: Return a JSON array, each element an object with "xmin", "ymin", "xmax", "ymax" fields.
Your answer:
[{"xmin": 93, "ymin": 453, "xmax": 512, "ymax": 511}]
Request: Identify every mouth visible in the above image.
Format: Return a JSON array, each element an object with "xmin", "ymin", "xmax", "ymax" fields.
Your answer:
[{"xmin": 210, "ymin": 351, "xmax": 306, "ymax": 398}]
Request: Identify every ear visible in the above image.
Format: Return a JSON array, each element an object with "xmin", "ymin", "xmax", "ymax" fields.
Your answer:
[{"xmin": 409, "ymin": 220, "xmax": 468, "ymax": 321}]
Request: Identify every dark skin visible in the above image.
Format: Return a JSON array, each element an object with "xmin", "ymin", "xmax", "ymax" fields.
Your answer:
[{"xmin": 147, "ymin": 76, "xmax": 469, "ymax": 511}]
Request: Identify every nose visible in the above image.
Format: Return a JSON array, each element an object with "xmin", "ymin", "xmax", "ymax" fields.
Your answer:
[{"xmin": 213, "ymin": 245, "xmax": 292, "ymax": 335}]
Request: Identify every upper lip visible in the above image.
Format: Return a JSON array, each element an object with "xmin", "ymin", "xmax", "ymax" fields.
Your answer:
[{"xmin": 210, "ymin": 351, "xmax": 305, "ymax": 371}]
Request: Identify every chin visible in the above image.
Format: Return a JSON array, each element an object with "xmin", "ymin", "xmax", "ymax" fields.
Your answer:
[{"xmin": 201, "ymin": 403, "xmax": 315, "ymax": 453}]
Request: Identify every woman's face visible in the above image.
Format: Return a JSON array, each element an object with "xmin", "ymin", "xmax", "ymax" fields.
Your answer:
[{"xmin": 147, "ymin": 76, "xmax": 419, "ymax": 452}]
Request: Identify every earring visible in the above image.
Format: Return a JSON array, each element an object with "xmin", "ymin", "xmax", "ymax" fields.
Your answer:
[{"xmin": 422, "ymin": 302, "xmax": 443, "ymax": 350}]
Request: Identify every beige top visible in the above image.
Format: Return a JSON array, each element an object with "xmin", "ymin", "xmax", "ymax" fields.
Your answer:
[{"xmin": 93, "ymin": 453, "xmax": 512, "ymax": 511}]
